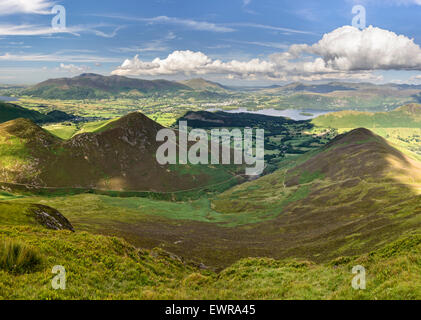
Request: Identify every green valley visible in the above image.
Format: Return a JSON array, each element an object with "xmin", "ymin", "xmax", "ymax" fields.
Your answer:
[{"xmin": 1, "ymin": 77, "xmax": 420, "ymax": 301}]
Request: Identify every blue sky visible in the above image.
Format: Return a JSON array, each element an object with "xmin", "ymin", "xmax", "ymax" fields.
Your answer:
[{"xmin": 1, "ymin": 0, "xmax": 421, "ymax": 85}]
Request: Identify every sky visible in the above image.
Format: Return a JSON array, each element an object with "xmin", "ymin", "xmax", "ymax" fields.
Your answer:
[{"xmin": 1, "ymin": 0, "xmax": 421, "ymax": 85}]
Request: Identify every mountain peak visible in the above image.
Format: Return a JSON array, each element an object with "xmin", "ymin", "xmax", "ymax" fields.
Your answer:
[
  {"xmin": 0, "ymin": 117, "xmax": 59, "ymax": 147},
  {"xmin": 329, "ymin": 127, "xmax": 377, "ymax": 145},
  {"xmin": 78, "ymin": 73, "xmax": 103, "ymax": 78},
  {"xmin": 285, "ymin": 128, "xmax": 421, "ymax": 187},
  {"xmin": 99, "ymin": 112, "xmax": 164, "ymax": 133},
  {"xmin": 1, "ymin": 117, "xmax": 42, "ymax": 133},
  {"xmin": 179, "ymin": 78, "xmax": 226, "ymax": 91}
]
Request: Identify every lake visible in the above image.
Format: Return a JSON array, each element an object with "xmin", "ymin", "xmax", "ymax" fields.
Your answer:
[
  {"xmin": 0, "ymin": 96, "xmax": 19, "ymax": 102},
  {"xmin": 206, "ymin": 108, "xmax": 331, "ymax": 121}
]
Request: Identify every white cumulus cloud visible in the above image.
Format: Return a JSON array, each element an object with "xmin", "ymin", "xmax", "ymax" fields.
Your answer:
[
  {"xmin": 290, "ymin": 26, "xmax": 421, "ymax": 71},
  {"xmin": 0, "ymin": 0, "xmax": 54, "ymax": 15},
  {"xmin": 112, "ymin": 50, "xmax": 274, "ymax": 78},
  {"xmin": 112, "ymin": 26, "xmax": 421, "ymax": 82}
]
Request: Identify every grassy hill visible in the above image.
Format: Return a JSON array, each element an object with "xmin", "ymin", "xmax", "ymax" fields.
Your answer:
[
  {"xmin": 179, "ymin": 78, "xmax": 227, "ymax": 92},
  {"xmin": 215, "ymin": 127, "xmax": 421, "ymax": 215},
  {"xmin": 23, "ymin": 73, "xmax": 191, "ymax": 100},
  {"xmin": 207, "ymin": 128, "xmax": 421, "ymax": 264},
  {"xmin": 0, "ymin": 102, "xmax": 51, "ymax": 124},
  {"xmin": 0, "ymin": 112, "xmax": 240, "ymax": 192}
]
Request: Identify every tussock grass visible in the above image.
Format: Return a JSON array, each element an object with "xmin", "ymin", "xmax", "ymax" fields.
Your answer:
[{"xmin": 0, "ymin": 240, "xmax": 42, "ymax": 274}]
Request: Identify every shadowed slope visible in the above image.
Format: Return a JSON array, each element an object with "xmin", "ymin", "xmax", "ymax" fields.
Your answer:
[
  {"xmin": 285, "ymin": 128, "xmax": 421, "ymax": 189},
  {"xmin": 0, "ymin": 102, "xmax": 51, "ymax": 124}
]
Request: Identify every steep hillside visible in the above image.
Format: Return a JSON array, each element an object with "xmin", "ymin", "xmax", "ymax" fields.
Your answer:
[
  {"xmin": 0, "ymin": 225, "xmax": 196, "ymax": 299},
  {"xmin": 0, "ymin": 112, "xmax": 239, "ymax": 192},
  {"xmin": 215, "ymin": 128, "xmax": 421, "ymax": 212},
  {"xmin": 24, "ymin": 73, "xmax": 191, "ymax": 99},
  {"xmin": 209, "ymin": 128, "xmax": 421, "ymax": 263},
  {"xmin": 0, "ymin": 224, "xmax": 419, "ymax": 299},
  {"xmin": 1, "ymin": 126, "xmax": 420, "ymax": 298},
  {"xmin": 284, "ymin": 128, "xmax": 421, "ymax": 186}
]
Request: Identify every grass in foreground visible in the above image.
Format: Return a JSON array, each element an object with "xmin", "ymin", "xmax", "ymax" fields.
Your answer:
[
  {"xmin": 0, "ymin": 225, "xmax": 419, "ymax": 300},
  {"xmin": 0, "ymin": 240, "xmax": 42, "ymax": 274}
]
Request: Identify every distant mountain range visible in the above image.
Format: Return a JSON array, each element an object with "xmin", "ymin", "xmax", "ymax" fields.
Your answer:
[
  {"xmin": 22, "ymin": 74, "xmax": 233, "ymax": 100},
  {"xmin": 23, "ymin": 73, "xmax": 192, "ymax": 99},
  {"xmin": 16, "ymin": 73, "xmax": 421, "ymax": 111},
  {"xmin": 17, "ymin": 73, "xmax": 421, "ymax": 95},
  {"xmin": 23, "ymin": 73, "xmax": 421, "ymax": 97},
  {"xmin": 256, "ymin": 81, "xmax": 421, "ymax": 94}
]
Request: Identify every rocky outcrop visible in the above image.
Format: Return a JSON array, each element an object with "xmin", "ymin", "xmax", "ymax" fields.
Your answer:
[{"xmin": 28, "ymin": 204, "xmax": 74, "ymax": 231}]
